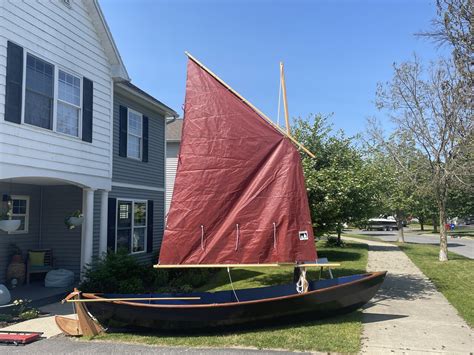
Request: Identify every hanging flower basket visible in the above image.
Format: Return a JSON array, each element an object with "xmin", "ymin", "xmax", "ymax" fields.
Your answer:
[
  {"xmin": 0, "ymin": 220, "xmax": 21, "ymax": 233},
  {"xmin": 68, "ymin": 216, "xmax": 84, "ymax": 227},
  {"xmin": 65, "ymin": 210, "xmax": 83, "ymax": 229}
]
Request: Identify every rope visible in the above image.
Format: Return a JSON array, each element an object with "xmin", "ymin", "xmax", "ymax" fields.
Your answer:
[
  {"xmin": 296, "ymin": 267, "xmax": 309, "ymax": 294},
  {"xmin": 227, "ymin": 267, "xmax": 240, "ymax": 302},
  {"xmin": 235, "ymin": 224, "xmax": 240, "ymax": 251},
  {"xmin": 273, "ymin": 222, "xmax": 277, "ymax": 249},
  {"xmin": 200, "ymin": 225, "xmax": 204, "ymax": 250}
]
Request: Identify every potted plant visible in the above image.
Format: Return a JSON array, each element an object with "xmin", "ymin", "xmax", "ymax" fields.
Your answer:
[
  {"xmin": 0, "ymin": 199, "xmax": 20, "ymax": 233},
  {"xmin": 65, "ymin": 210, "xmax": 84, "ymax": 229},
  {"xmin": 9, "ymin": 244, "xmax": 22, "ymax": 264}
]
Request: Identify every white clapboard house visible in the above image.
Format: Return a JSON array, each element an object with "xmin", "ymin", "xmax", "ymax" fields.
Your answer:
[{"xmin": 0, "ymin": 0, "xmax": 177, "ymax": 285}]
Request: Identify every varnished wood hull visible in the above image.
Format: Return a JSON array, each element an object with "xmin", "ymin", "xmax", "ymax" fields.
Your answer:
[{"xmin": 82, "ymin": 272, "xmax": 386, "ymax": 331}]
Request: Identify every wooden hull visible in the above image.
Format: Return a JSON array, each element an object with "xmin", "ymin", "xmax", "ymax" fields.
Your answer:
[{"xmin": 82, "ymin": 272, "xmax": 386, "ymax": 331}]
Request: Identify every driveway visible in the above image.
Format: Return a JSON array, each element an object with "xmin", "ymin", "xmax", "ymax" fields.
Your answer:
[
  {"xmin": 345, "ymin": 229, "xmax": 474, "ymax": 259},
  {"xmin": 5, "ymin": 336, "xmax": 307, "ymax": 354}
]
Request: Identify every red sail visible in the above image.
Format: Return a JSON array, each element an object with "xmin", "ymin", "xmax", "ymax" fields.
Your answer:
[{"xmin": 158, "ymin": 59, "xmax": 316, "ymax": 265}]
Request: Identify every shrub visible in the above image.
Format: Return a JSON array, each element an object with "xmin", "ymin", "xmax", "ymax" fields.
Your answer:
[
  {"xmin": 19, "ymin": 309, "xmax": 39, "ymax": 321},
  {"xmin": 325, "ymin": 236, "xmax": 345, "ymax": 247},
  {"xmin": 80, "ymin": 250, "xmax": 217, "ymax": 294}
]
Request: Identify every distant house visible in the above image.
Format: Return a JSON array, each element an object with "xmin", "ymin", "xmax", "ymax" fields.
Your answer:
[
  {"xmin": 165, "ymin": 119, "xmax": 183, "ymax": 213},
  {"xmin": 0, "ymin": 0, "xmax": 177, "ymax": 284}
]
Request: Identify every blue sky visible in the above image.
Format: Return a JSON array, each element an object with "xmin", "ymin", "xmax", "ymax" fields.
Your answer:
[{"xmin": 100, "ymin": 0, "xmax": 447, "ymax": 136}]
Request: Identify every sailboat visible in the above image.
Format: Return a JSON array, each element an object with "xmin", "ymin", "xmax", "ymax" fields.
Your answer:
[{"xmin": 56, "ymin": 53, "xmax": 386, "ymax": 334}]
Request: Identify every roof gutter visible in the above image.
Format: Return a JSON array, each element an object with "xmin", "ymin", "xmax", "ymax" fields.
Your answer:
[{"xmin": 115, "ymin": 82, "xmax": 178, "ymax": 118}]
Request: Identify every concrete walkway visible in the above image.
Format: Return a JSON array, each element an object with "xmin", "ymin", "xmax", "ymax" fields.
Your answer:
[
  {"xmin": 0, "ymin": 302, "xmax": 73, "ymax": 338},
  {"xmin": 344, "ymin": 236, "xmax": 473, "ymax": 354}
]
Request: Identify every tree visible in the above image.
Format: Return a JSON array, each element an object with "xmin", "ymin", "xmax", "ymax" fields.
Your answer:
[
  {"xmin": 373, "ymin": 56, "xmax": 472, "ymax": 261},
  {"xmin": 418, "ymin": 0, "xmax": 472, "ymax": 85},
  {"xmin": 294, "ymin": 115, "xmax": 377, "ymax": 244},
  {"xmin": 365, "ymin": 140, "xmax": 418, "ymax": 242}
]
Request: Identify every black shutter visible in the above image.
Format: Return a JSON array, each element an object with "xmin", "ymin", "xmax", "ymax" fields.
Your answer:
[
  {"xmin": 142, "ymin": 116, "xmax": 149, "ymax": 162},
  {"xmin": 147, "ymin": 200, "xmax": 154, "ymax": 253},
  {"xmin": 82, "ymin": 77, "xmax": 93, "ymax": 142},
  {"xmin": 107, "ymin": 198, "xmax": 117, "ymax": 252},
  {"xmin": 119, "ymin": 106, "xmax": 128, "ymax": 157},
  {"xmin": 5, "ymin": 41, "xmax": 23, "ymax": 124}
]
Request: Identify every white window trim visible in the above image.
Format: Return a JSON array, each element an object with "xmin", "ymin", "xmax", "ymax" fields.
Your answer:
[
  {"xmin": 126, "ymin": 108, "xmax": 143, "ymax": 161},
  {"xmin": 115, "ymin": 198, "xmax": 148, "ymax": 255},
  {"xmin": 55, "ymin": 68, "xmax": 83, "ymax": 138},
  {"xmin": 9, "ymin": 195, "xmax": 29, "ymax": 234},
  {"xmin": 20, "ymin": 49, "xmax": 83, "ymax": 140}
]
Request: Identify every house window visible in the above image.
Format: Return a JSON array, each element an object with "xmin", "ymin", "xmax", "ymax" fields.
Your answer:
[
  {"xmin": 24, "ymin": 54, "xmax": 54, "ymax": 129},
  {"xmin": 116, "ymin": 200, "xmax": 147, "ymax": 254},
  {"xmin": 10, "ymin": 196, "xmax": 29, "ymax": 234},
  {"xmin": 20, "ymin": 51, "xmax": 84, "ymax": 138},
  {"xmin": 57, "ymin": 70, "xmax": 81, "ymax": 137},
  {"xmin": 127, "ymin": 110, "xmax": 143, "ymax": 159}
]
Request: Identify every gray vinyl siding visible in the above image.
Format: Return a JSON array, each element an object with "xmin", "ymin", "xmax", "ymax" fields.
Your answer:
[
  {"xmin": 112, "ymin": 92, "xmax": 166, "ymax": 188},
  {"xmin": 166, "ymin": 141, "xmax": 179, "ymax": 213},
  {"xmin": 100, "ymin": 186, "xmax": 165, "ymax": 266},
  {"xmin": 92, "ymin": 192, "xmax": 101, "ymax": 260},
  {"xmin": 0, "ymin": 183, "xmax": 82, "ymax": 283},
  {"xmin": 40, "ymin": 186, "xmax": 82, "ymax": 278}
]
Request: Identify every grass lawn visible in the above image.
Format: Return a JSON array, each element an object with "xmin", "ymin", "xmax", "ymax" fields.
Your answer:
[
  {"xmin": 95, "ymin": 241, "xmax": 368, "ymax": 353},
  {"xmin": 397, "ymin": 243, "xmax": 474, "ymax": 328}
]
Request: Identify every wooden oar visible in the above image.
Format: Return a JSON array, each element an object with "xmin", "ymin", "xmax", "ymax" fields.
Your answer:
[{"xmin": 65, "ymin": 296, "xmax": 201, "ymax": 303}]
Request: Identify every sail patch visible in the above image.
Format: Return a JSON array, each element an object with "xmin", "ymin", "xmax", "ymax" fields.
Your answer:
[{"xmin": 299, "ymin": 231, "xmax": 309, "ymax": 241}]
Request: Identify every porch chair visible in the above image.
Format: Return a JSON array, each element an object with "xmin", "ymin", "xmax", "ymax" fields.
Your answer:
[{"xmin": 26, "ymin": 249, "xmax": 54, "ymax": 284}]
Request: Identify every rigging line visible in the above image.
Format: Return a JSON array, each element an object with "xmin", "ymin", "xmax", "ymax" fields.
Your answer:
[
  {"xmin": 296, "ymin": 267, "xmax": 309, "ymax": 294},
  {"xmin": 200, "ymin": 225, "xmax": 205, "ymax": 250},
  {"xmin": 273, "ymin": 222, "xmax": 277, "ymax": 249},
  {"xmin": 235, "ymin": 224, "xmax": 240, "ymax": 251},
  {"xmin": 227, "ymin": 267, "xmax": 240, "ymax": 302}
]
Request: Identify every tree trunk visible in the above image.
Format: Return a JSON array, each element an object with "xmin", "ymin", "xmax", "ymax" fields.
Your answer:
[
  {"xmin": 419, "ymin": 217, "xmax": 424, "ymax": 231},
  {"xmin": 439, "ymin": 204, "xmax": 448, "ymax": 261},
  {"xmin": 336, "ymin": 223, "xmax": 342, "ymax": 245},
  {"xmin": 432, "ymin": 216, "xmax": 438, "ymax": 233},
  {"xmin": 397, "ymin": 219, "xmax": 405, "ymax": 242}
]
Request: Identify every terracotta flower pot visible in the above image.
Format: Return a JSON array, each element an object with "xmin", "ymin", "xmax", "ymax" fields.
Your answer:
[{"xmin": 11, "ymin": 255, "xmax": 23, "ymax": 264}]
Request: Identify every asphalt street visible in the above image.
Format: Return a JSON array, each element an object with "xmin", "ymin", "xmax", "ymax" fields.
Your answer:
[{"xmin": 345, "ymin": 229, "xmax": 474, "ymax": 259}]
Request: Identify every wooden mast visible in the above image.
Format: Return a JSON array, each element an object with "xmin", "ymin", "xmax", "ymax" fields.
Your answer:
[
  {"xmin": 280, "ymin": 62, "xmax": 291, "ymax": 135},
  {"xmin": 184, "ymin": 52, "xmax": 315, "ymax": 159}
]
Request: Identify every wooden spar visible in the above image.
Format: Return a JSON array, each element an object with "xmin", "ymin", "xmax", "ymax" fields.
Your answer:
[
  {"xmin": 280, "ymin": 62, "xmax": 291, "ymax": 135},
  {"xmin": 65, "ymin": 297, "xmax": 201, "ymax": 303},
  {"xmin": 154, "ymin": 263, "xmax": 340, "ymax": 268},
  {"xmin": 184, "ymin": 51, "xmax": 315, "ymax": 159}
]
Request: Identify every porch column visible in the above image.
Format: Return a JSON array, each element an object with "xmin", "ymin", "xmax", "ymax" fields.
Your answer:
[
  {"xmin": 80, "ymin": 188, "xmax": 95, "ymax": 278},
  {"xmin": 99, "ymin": 190, "xmax": 109, "ymax": 256}
]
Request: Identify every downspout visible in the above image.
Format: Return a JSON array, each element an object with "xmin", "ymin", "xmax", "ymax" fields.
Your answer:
[{"xmin": 166, "ymin": 116, "xmax": 177, "ymax": 125}]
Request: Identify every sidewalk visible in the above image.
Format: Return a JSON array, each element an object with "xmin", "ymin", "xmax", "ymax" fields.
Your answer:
[{"xmin": 343, "ymin": 236, "xmax": 473, "ymax": 354}]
